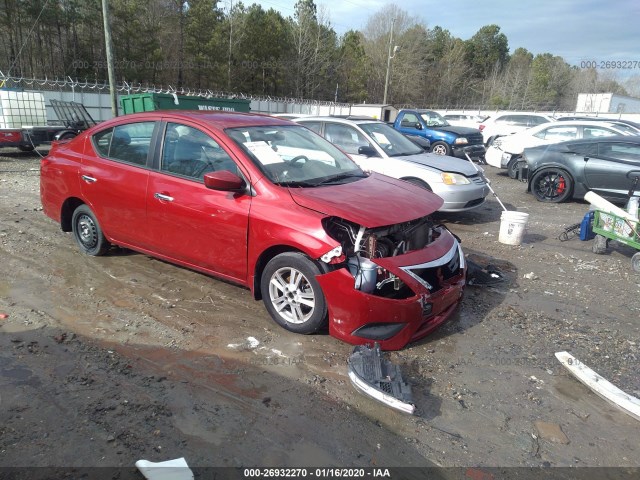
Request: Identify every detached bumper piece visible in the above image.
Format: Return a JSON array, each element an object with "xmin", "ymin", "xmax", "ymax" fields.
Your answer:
[
  {"xmin": 348, "ymin": 343, "xmax": 415, "ymax": 414},
  {"xmin": 466, "ymin": 259, "xmax": 505, "ymax": 287}
]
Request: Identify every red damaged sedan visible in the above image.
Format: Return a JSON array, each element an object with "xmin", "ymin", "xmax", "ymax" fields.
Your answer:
[{"xmin": 40, "ymin": 111, "xmax": 466, "ymax": 350}]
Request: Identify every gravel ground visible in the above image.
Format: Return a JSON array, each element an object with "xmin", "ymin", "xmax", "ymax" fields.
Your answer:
[{"xmin": 0, "ymin": 146, "xmax": 639, "ymax": 473}]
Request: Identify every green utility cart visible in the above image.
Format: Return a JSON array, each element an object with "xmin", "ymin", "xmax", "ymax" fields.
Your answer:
[
  {"xmin": 120, "ymin": 93, "xmax": 251, "ymax": 115},
  {"xmin": 592, "ymin": 209, "xmax": 640, "ymax": 273}
]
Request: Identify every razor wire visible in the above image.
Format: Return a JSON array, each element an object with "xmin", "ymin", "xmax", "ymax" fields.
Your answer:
[{"xmin": 0, "ymin": 74, "xmax": 351, "ymax": 108}]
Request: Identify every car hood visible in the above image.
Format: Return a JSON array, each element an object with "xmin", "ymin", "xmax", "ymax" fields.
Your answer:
[
  {"xmin": 287, "ymin": 172, "xmax": 443, "ymax": 228},
  {"xmin": 432, "ymin": 125, "xmax": 480, "ymax": 136},
  {"xmin": 392, "ymin": 152, "xmax": 480, "ymax": 176}
]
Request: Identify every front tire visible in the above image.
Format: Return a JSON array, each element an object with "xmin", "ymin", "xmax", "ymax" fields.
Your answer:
[
  {"xmin": 260, "ymin": 252, "xmax": 328, "ymax": 334},
  {"xmin": 530, "ymin": 168, "xmax": 573, "ymax": 203},
  {"xmin": 430, "ymin": 141, "xmax": 451, "ymax": 156},
  {"xmin": 18, "ymin": 145, "xmax": 35, "ymax": 152},
  {"xmin": 507, "ymin": 156, "xmax": 520, "ymax": 179},
  {"xmin": 71, "ymin": 204, "xmax": 110, "ymax": 256}
]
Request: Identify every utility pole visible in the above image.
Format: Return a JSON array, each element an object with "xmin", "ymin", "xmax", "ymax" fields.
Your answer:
[
  {"xmin": 101, "ymin": 0, "xmax": 118, "ymax": 117},
  {"xmin": 382, "ymin": 17, "xmax": 395, "ymax": 105},
  {"xmin": 228, "ymin": 0, "xmax": 233, "ymax": 91}
]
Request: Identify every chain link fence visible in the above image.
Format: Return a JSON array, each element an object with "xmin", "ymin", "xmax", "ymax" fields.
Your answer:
[{"xmin": 0, "ymin": 73, "xmax": 351, "ymax": 122}]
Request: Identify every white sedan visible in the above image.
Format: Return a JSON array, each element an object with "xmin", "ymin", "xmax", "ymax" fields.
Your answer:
[
  {"xmin": 296, "ymin": 116, "xmax": 491, "ymax": 212},
  {"xmin": 485, "ymin": 120, "xmax": 631, "ymax": 178}
]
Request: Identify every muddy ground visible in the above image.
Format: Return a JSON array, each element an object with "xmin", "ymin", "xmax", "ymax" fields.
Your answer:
[{"xmin": 0, "ymin": 147, "xmax": 639, "ymax": 474}]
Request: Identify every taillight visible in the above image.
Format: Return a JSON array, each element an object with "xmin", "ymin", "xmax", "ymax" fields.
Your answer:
[
  {"xmin": 1, "ymin": 131, "xmax": 22, "ymax": 142},
  {"xmin": 478, "ymin": 125, "xmax": 485, "ymax": 131}
]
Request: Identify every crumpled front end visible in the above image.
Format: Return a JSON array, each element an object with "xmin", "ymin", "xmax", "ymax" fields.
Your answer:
[{"xmin": 317, "ymin": 217, "xmax": 465, "ymax": 350}]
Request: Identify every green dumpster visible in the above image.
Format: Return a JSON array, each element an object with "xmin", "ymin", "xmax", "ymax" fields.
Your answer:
[{"xmin": 120, "ymin": 93, "xmax": 251, "ymax": 114}]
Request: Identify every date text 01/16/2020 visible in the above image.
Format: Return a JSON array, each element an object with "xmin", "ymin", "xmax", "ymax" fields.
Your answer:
[{"xmin": 242, "ymin": 468, "xmax": 391, "ymax": 478}]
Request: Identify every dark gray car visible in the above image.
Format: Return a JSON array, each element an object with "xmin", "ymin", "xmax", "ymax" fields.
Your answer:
[{"xmin": 524, "ymin": 135, "xmax": 640, "ymax": 203}]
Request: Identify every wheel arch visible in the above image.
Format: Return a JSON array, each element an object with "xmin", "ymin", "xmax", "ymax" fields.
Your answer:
[
  {"xmin": 252, "ymin": 245, "xmax": 324, "ymax": 300},
  {"xmin": 60, "ymin": 197, "xmax": 86, "ymax": 232},
  {"xmin": 400, "ymin": 176, "xmax": 432, "ymax": 191}
]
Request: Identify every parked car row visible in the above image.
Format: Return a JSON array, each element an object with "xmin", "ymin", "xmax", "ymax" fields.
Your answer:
[
  {"xmin": 485, "ymin": 120, "xmax": 633, "ymax": 178},
  {"xmin": 479, "ymin": 116, "xmax": 640, "ymax": 204}
]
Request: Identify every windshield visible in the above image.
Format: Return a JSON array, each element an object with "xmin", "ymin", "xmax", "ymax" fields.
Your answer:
[
  {"xmin": 420, "ymin": 111, "xmax": 450, "ymax": 127},
  {"xmin": 226, "ymin": 125, "xmax": 365, "ymax": 187},
  {"xmin": 359, "ymin": 122, "xmax": 424, "ymax": 157}
]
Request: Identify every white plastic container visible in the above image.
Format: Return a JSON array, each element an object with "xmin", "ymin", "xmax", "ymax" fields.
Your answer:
[
  {"xmin": 627, "ymin": 196, "xmax": 639, "ymax": 218},
  {"xmin": 0, "ymin": 90, "xmax": 47, "ymax": 129},
  {"xmin": 498, "ymin": 210, "xmax": 529, "ymax": 245}
]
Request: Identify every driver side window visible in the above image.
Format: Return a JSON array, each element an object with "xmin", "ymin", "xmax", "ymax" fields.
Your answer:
[
  {"xmin": 324, "ymin": 124, "xmax": 372, "ymax": 155},
  {"xmin": 161, "ymin": 123, "xmax": 238, "ymax": 180},
  {"xmin": 400, "ymin": 113, "xmax": 419, "ymax": 128}
]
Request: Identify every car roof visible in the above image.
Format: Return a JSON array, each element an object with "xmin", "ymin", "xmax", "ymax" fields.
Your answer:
[
  {"xmin": 557, "ymin": 116, "xmax": 640, "ymax": 128},
  {"xmin": 481, "ymin": 113, "xmax": 553, "ymax": 123},
  {"xmin": 295, "ymin": 116, "xmax": 381, "ymax": 125},
  {"xmin": 561, "ymin": 134, "xmax": 636, "ymax": 145},
  {"xmin": 100, "ymin": 111, "xmax": 293, "ymax": 129},
  {"xmin": 535, "ymin": 120, "xmax": 626, "ymax": 128}
]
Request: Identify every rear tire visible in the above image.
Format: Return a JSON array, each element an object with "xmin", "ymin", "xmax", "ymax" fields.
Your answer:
[
  {"xmin": 71, "ymin": 204, "xmax": 110, "ymax": 256},
  {"xmin": 507, "ymin": 156, "xmax": 522, "ymax": 179},
  {"xmin": 632, "ymin": 252, "xmax": 640, "ymax": 273},
  {"xmin": 260, "ymin": 252, "xmax": 328, "ymax": 334},
  {"xmin": 18, "ymin": 145, "xmax": 35, "ymax": 152}
]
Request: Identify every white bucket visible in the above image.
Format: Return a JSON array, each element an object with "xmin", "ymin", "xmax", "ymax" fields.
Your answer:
[{"xmin": 498, "ymin": 210, "xmax": 529, "ymax": 245}]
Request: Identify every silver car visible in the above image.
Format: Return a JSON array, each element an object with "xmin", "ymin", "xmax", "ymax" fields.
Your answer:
[{"xmin": 296, "ymin": 117, "xmax": 490, "ymax": 212}]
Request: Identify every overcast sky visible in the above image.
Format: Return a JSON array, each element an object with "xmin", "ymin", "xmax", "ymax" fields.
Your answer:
[{"xmin": 249, "ymin": 0, "xmax": 640, "ymax": 69}]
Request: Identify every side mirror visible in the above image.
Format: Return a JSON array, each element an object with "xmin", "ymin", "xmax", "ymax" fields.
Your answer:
[
  {"xmin": 415, "ymin": 123, "xmax": 423, "ymax": 130},
  {"xmin": 357, "ymin": 145, "xmax": 379, "ymax": 157},
  {"xmin": 203, "ymin": 170, "xmax": 246, "ymax": 192}
]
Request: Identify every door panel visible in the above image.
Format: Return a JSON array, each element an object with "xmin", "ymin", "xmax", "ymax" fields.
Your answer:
[
  {"xmin": 80, "ymin": 122, "xmax": 156, "ymax": 247},
  {"xmin": 146, "ymin": 122, "xmax": 251, "ymax": 281},
  {"xmin": 584, "ymin": 142, "xmax": 640, "ymax": 200},
  {"xmin": 146, "ymin": 173, "xmax": 251, "ymax": 280}
]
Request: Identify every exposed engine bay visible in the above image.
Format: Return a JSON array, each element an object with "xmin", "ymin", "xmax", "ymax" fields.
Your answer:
[
  {"xmin": 322, "ymin": 216, "xmax": 447, "ymax": 298},
  {"xmin": 322, "ymin": 216, "xmax": 436, "ymax": 259}
]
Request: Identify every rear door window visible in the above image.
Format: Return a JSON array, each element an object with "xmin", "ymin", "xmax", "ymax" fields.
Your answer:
[{"xmin": 92, "ymin": 122, "xmax": 156, "ymax": 167}]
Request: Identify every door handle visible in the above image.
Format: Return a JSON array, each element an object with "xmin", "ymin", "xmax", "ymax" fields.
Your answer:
[
  {"xmin": 154, "ymin": 192, "xmax": 174, "ymax": 202},
  {"xmin": 81, "ymin": 175, "xmax": 97, "ymax": 183}
]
